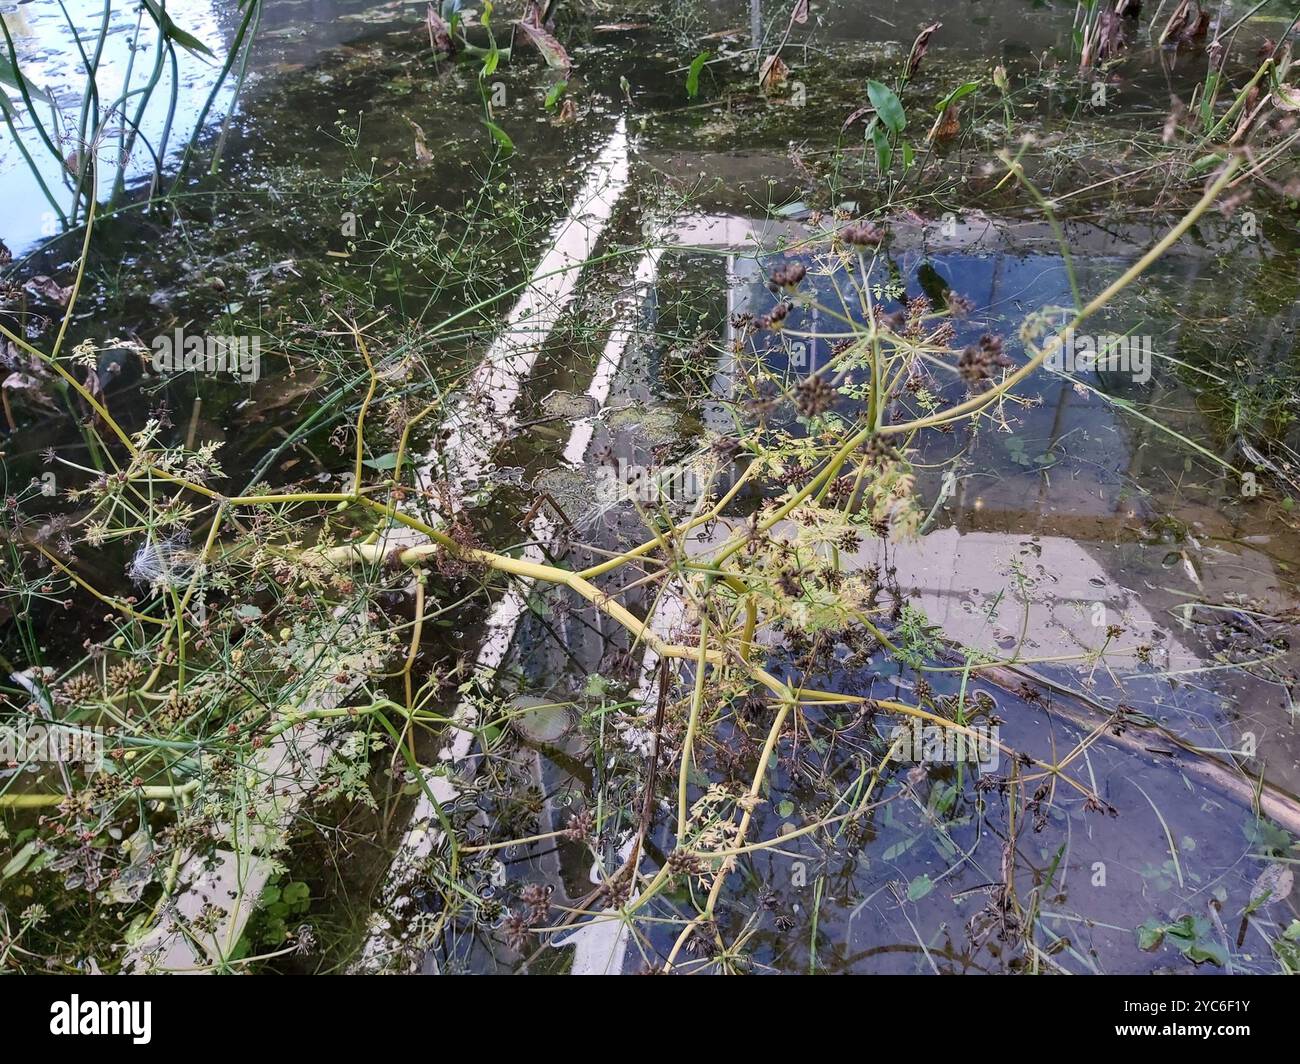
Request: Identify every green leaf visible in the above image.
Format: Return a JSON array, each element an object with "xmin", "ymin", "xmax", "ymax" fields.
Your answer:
[
  {"xmin": 1188, "ymin": 152, "xmax": 1226, "ymax": 175},
  {"xmin": 483, "ymin": 119, "xmax": 514, "ymax": 153},
  {"xmin": 141, "ymin": 0, "xmax": 216, "ymax": 59},
  {"xmin": 123, "ymin": 913, "xmax": 152, "ymax": 945},
  {"xmin": 1164, "ymin": 914, "xmax": 1229, "ymax": 966},
  {"xmin": 362, "ymin": 452, "xmax": 399, "ymax": 471},
  {"xmin": 282, "ymin": 880, "xmax": 310, "ymax": 906},
  {"xmin": 686, "ymin": 51, "xmax": 711, "ymax": 99},
  {"xmin": 777, "ymin": 799, "xmax": 795, "ymax": 818},
  {"xmin": 871, "ymin": 123, "xmax": 893, "ymax": 173},
  {"xmin": 934, "ymin": 81, "xmax": 979, "ymax": 113},
  {"xmin": 1136, "ymin": 917, "xmax": 1165, "ymax": 951},
  {"xmin": 0, "ymin": 56, "xmax": 52, "ymax": 104},
  {"xmin": 907, "ymin": 874, "xmax": 934, "ymax": 901},
  {"xmin": 882, "ymin": 835, "xmax": 917, "ymax": 861},
  {"xmin": 544, "ymin": 81, "xmax": 568, "ymax": 110},
  {"xmin": 929, "ymin": 782, "xmax": 956, "ymax": 817},
  {"xmin": 1242, "ymin": 817, "xmax": 1293, "ymax": 856},
  {"xmin": 1200, "ymin": 72, "xmax": 1220, "ymax": 128},
  {"xmin": 867, "ymin": 80, "xmax": 906, "ymax": 134},
  {"xmin": 1275, "ymin": 937, "xmax": 1300, "ymax": 971},
  {"xmin": 2, "ymin": 840, "xmax": 37, "ymax": 879}
]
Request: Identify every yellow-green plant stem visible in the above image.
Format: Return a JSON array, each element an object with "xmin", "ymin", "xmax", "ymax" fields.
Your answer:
[{"xmin": 678, "ymin": 619, "xmax": 711, "ymax": 836}]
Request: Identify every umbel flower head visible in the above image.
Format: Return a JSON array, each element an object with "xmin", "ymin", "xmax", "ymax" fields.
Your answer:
[
  {"xmin": 841, "ymin": 221, "xmax": 885, "ymax": 246},
  {"xmin": 769, "ymin": 261, "xmax": 807, "ymax": 291},
  {"xmin": 957, "ymin": 334, "xmax": 1011, "ymax": 387},
  {"xmin": 794, "ymin": 374, "xmax": 838, "ymax": 418},
  {"xmin": 756, "ymin": 301, "xmax": 791, "ymax": 331}
]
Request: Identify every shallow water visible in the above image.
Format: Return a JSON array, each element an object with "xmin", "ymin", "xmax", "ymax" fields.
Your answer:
[
  {"xmin": 415, "ymin": 224, "xmax": 1300, "ymax": 974},
  {"xmin": 2, "ymin": 0, "xmax": 1298, "ymax": 974}
]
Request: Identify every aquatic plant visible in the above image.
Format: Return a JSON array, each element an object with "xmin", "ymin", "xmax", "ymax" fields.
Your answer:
[{"xmin": 2, "ymin": 0, "xmax": 1298, "ymax": 978}]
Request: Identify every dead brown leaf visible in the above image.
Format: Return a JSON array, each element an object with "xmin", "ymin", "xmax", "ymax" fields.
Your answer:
[
  {"xmin": 425, "ymin": 3, "xmax": 454, "ymax": 55},
  {"xmin": 554, "ymin": 97, "xmax": 579, "ymax": 125},
  {"xmin": 906, "ymin": 22, "xmax": 942, "ymax": 79},
  {"xmin": 24, "ymin": 276, "xmax": 73, "ymax": 306},
  {"xmin": 759, "ymin": 54, "xmax": 789, "ymax": 93},
  {"xmin": 929, "ymin": 103, "xmax": 961, "ymax": 142},
  {"xmin": 404, "ymin": 118, "xmax": 434, "ymax": 167}
]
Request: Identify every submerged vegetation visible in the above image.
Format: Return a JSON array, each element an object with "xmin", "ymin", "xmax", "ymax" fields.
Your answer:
[{"xmin": 1, "ymin": 0, "xmax": 1299, "ymax": 976}]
